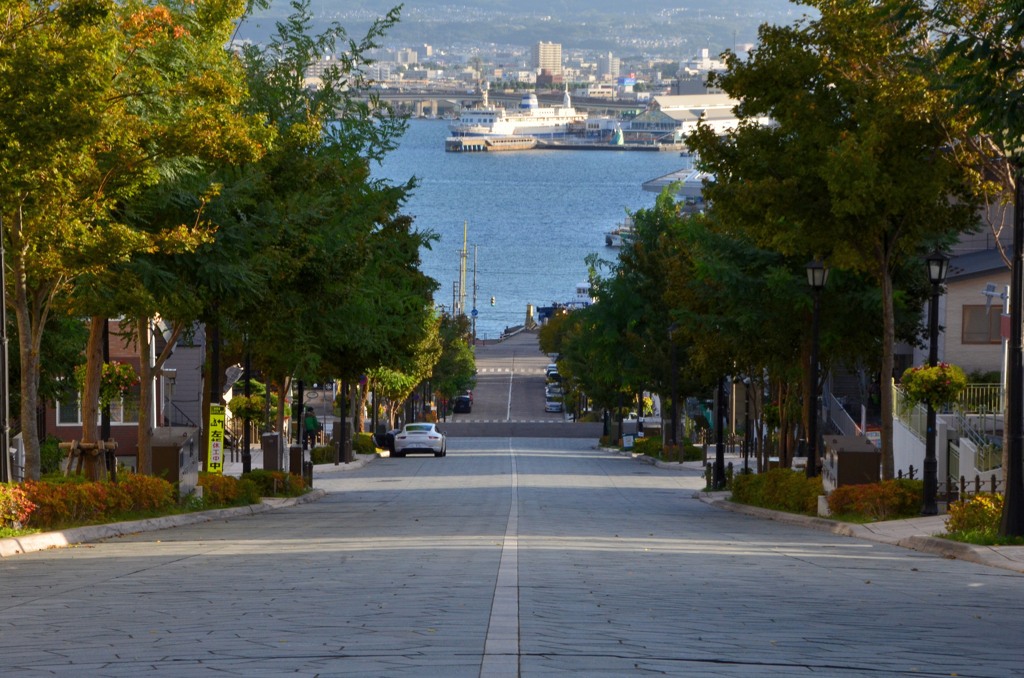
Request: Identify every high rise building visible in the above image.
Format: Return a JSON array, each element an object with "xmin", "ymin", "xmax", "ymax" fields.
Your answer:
[
  {"xmin": 597, "ymin": 52, "xmax": 620, "ymax": 80},
  {"xmin": 533, "ymin": 41, "xmax": 562, "ymax": 75}
]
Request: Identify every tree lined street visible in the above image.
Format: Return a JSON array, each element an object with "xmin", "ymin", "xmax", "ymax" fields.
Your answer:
[{"xmin": 2, "ymin": 435, "xmax": 1023, "ymax": 677}]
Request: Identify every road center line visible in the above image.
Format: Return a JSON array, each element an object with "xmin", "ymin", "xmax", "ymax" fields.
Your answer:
[
  {"xmin": 480, "ymin": 441, "xmax": 520, "ymax": 678},
  {"xmin": 505, "ymin": 354, "xmax": 514, "ymax": 422}
]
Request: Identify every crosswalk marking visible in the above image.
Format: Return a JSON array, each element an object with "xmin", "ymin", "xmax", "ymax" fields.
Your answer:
[
  {"xmin": 475, "ymin": 367, "xmax": 548, "ymax": 374},
  {"xmin": 442, "ymin": 419, "xmax": 568, "ymax": 424}
]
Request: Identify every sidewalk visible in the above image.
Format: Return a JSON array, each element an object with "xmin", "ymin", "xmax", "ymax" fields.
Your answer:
[{"xmin": 619, "ymin": 446, "xmax": 1024, "ymax": 575}]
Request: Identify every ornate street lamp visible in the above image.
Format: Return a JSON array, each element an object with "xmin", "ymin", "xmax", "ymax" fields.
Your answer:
[
  {"xmin": 806, "ymin": 260, "xmax": 829, "ymax": 478},
  {"xmin": 923, "ymin": 250, "xmax": 949, "ymax": 515}
]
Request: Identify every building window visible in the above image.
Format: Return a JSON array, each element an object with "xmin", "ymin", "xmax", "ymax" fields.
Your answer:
[
  {"xmin": 56, "ymin": 383, "xmax": 141, "ymax": 426},
  {"xmin": 962, "ymin": 304, "xmax": 1001, "ymax": 344},
  {"xmin": 57, "ymin": 392, "xmax": 81, "ymax": 425}
]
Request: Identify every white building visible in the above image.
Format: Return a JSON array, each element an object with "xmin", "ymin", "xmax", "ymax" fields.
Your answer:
[{"xmin": 533, "ymin": 41, "xmax": 562, "ymax": 75}]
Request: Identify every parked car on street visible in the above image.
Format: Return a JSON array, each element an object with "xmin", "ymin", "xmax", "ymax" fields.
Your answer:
[
  {"xmin": 392, "ymin": 422, "xmax": 447, "ymax": 457},
  {"xmin": 545, "ymin": 399, "xmax": 563, "ymax": 413},
  {"xmin": 453, "ymin": 395, "xmax": 472, "ymax": 413}
]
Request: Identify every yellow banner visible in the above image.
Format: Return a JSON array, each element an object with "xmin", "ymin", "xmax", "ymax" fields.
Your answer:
[{"xmin": 207, "ymin": 405, "xmax": 225, "ymax": 474}]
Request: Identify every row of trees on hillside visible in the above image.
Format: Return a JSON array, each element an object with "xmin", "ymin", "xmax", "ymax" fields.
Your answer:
[
  {"xmin": 542, "ymin": 0, "xmax": 1021, "ymax": 485},
  {"xmin": 0, "ymin": 0, "xmax": 470, "ymax": 481}
]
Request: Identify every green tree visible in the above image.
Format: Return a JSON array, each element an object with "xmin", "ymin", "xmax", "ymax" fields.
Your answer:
[
  {"xmin": 430, "ymin": 314, "xmax": 476, "ymax": 403},
  {"xmin": 687, "ymin": 0, "xmax": 982, "ymax": 478},
  {"xmin": 929, "ymin": 0, "xmax": 1024, "ymax": 534},
  {"xmin": 225, "ymin": 1, "xmax": 435, "ymax": 443},
  {"xmin": 0, "ymin": 0, "xmax": 120, "ymax": 479}
]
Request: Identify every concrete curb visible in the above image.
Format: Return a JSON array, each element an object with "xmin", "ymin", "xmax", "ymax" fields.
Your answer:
[
  {"xmin": 699, "ymin": 494, "xmax": 1024, "ymax": 574},
  {"xmin": 0, "ymin": 488, "xmax": 327, "ymax": 558}
]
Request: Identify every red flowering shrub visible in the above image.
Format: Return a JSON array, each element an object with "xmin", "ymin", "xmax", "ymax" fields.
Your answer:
[
  {"xmin": 21, "ymin": 475, "xmax": 176, "ymax": 530},
  {"xmin": 827, "ymin": 479, "xmax": 922, "ymax": 520},
  {"xmin": 0, "ymin": 484, "xmax": 37, "ymax": 527}
]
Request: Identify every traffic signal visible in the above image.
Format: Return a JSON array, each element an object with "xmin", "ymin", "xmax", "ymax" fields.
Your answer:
[{"xmin": 490, "ymin": 296, "xmax": 495, "ymax": 306}]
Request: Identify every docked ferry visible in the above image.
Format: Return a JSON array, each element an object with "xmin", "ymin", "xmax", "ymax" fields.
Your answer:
[{"xmin": 448, "ymin": 86, "xmax": 588, "ymax": 139}]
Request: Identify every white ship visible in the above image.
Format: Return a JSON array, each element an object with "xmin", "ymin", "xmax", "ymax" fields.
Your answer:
[{"xmin": 449, "ymin": 85, "xmax": 588, "ymax": 139}]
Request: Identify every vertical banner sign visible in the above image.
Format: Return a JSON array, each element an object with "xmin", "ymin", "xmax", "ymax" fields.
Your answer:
[{"xmin": 208, "ymin": 405, "xmax": 225, "ymax": 474}]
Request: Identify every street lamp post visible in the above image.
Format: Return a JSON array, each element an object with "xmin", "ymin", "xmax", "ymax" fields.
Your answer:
[
  {"xmin": 923, "ymin": 250, "xmax": 949, "ymax": 515},
  {"xmin": 713, "ymin": 376, "xmax": 727, "ymax": 489},
  {"xmin": 668, "ymin": 323, "xmax": 679, "ymax": 448},
  {"xmin": 806, "ymin": 260, "xmax": 829, "ymax": 478}
]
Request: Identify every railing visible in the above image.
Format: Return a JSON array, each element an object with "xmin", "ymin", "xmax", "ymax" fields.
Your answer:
[
  {"xmin": 958, "ymin": 383, "xmax": 1003, "ymax": 414},
  {"xmin": 167, "ymin": 402, "xmax": 198, "ymax": 428},
  {"xmin": 825, "ymin": 391, "xmax": 860, "ymax": 437},
  {"xmin": 893, "ymin": 382, "xmax": 927, "ymax": 441},
  {"xmin": 952, "ymin": 410, "xmax": 991, "ymax": 452},
  {"xmin": 976, "ymin": 441, "xmax": 1003, "ymax": 473}
]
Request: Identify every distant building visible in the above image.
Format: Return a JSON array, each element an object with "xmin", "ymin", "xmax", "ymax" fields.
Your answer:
[
  {"xmin": 597, "ymin": 52, "xmax": 620, "ymax": 81},
  {"xmin": 628, "ymin": 94, "xmax": 754, "ymax": 144},
  {"xmin": 396, "ymin": 48, "xmax": 418, "ymax": 65},
  {"xmin": 675, "ymin": 48, "xmax": 726, "ymax": 95},
  {"xmin": 536, "ymin": 68, "xmax": 563, "ymax": 88},
  {"xmin": 533, "ymin": 41, "xmax": 562, "ymax": 75}
]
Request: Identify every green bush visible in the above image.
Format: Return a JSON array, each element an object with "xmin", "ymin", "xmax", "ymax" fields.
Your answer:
[
  {"xmin": 40, "ymin": 436, "xmax": 65, "ymax": 475},
  {"xmin": 354, "ymin": 432, "xmax": 376, "ymax": 455},
  {"xmin": 632, "ymin": 436, "xmax": 662, "ymax": 457},
  {"xmin": 827, "ymin": 479, "xmax": 922, "ymax": 520},
  {"xmin": 310, "ymin": 445, "xmax": 335, "ymax": 464},
  {"xmin": 242, "ymin": 469, "xmax": 306, "ymax": 497},
  {"xmin": 731, "ymin": 469, "xmax": 822, "ymax": 515}
]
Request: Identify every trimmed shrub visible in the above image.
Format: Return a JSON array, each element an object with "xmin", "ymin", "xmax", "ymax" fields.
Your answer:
[
  {"xmin": 633, "ymin": 436, "xmax": 662, "ymax": 457},
  {"xmin": 945, "ymin": 492, "xmax": 1002, "ymax": 539},
  {"xmin": 310, "ymin": 445, "xmax": 335, "ymax": 464},
  {"xmin": 354, "ymin": 432, "xmax": 376, "ymax": 455},
  {"xmin": 731, "ymin": 469, "xmax": 822, "ymax": 515},
  {"xmin": 22, "ymin": 474, "xmax": 177, "ymax": 529},
  {"xmin": 198, "ymin": 473, "xmax": 241, "ymax": 505},
  {"xmin": 119, "ymin": 473, "xmax": 176, "ymax": 511},
  {"xmin": 827, "ymin": 479, "xmax": 922, "ymax": 520},
  {"xmin": 243, "ymin": 469, "xmax": 306, "ymax": 498}
]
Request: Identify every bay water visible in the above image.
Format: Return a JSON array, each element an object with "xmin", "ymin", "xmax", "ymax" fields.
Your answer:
[{"xmin": 374, "ymin": 119, "xmax": 686, "ymax": 340}]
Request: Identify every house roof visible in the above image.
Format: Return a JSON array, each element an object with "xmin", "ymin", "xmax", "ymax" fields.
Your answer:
[{"xmin": 947, "ymin": 248, "xmax": 1008, "ymax": 283}]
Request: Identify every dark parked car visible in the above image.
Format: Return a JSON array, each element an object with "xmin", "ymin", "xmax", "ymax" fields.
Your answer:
[{"xmin": 453, "ymin": 395, "xmax": 472, "ymax": 413}]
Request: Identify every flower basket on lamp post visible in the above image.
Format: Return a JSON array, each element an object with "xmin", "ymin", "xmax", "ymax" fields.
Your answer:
[{"xmin": 900, "ymin": 362, "xmax": 968, "ymax": 410}]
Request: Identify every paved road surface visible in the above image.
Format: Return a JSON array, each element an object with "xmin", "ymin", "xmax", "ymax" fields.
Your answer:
[
  {"xmin": 2, "ymin": 437, "xmax": 1023, "ymax": 677},
  {"xmin": 441, "ymin": 331, "xmax": 602, "ymax": 439}
]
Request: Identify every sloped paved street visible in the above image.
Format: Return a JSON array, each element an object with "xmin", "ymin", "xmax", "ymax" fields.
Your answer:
[{"xmin": 2, "ymin": 438, "xmax": 1024, "ymax": 677}]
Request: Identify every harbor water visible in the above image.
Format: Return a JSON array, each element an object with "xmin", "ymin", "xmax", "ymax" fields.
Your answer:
[{"xmin": 373, "ymin": 119, "xmax": 687, "ymax": 340}]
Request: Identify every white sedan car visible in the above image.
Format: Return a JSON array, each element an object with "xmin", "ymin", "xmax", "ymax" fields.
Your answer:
[{"xmin": 391, "ymin": 422, "xmax": 447, "ymax": 457}]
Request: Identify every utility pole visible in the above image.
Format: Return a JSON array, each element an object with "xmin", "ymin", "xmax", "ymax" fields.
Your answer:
[{"xmin": 472, "ymin": 245, "xmax": 478, "ymax": 344}]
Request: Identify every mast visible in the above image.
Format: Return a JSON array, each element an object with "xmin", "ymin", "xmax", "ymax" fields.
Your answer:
[{"xmin": 459, "ymin": 221, "xmax": 468, "ymax": 317}]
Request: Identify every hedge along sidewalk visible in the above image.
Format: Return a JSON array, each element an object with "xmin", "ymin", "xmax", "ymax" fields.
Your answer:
[
  {"xmin": 697, "ymin": 491, "xmax": 1024, "ymax": 575},
  {"xmin": 0, "ymin": 489, "xmax": 326, "ymax": 558}
]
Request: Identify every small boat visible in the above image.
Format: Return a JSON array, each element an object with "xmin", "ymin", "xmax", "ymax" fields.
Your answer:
[{"xmin": 604, "ymin": 217, "xmax": 634, "ymax": 247}]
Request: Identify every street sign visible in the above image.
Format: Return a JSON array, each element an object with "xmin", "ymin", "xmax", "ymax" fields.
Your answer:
[
  {"xmin": 207, "ymin": 405, "xmax": 225, "ymax": 474},
  {"xmin": 471, "ymin": 308, "xmax": 478, "ymax": 317}
]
